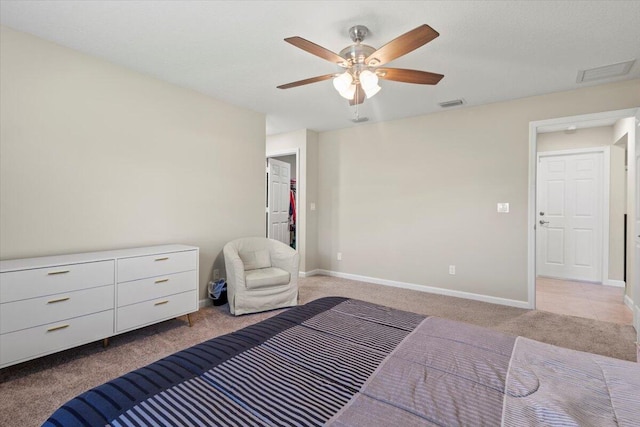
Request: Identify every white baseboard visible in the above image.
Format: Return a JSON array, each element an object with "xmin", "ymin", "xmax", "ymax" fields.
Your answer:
[
  {"xmin": 199, "ymin": 298, "xmax": 212, "ymax": 308},
  {"xmin": 624, "ymin": 294, "xmax": 634, "ymax": 312},
  {"xmin": 299, "ymin": 269, "xmax": 321, "ymax": 278},
  {"xmin": 624, "ymin": 296, "xmax": 640, "ymax": 334},
  {"xmin": 604, "ymin": 279, "xmax": 625, "ymax": 288},
  {"xmin": 315, "ymin": 269, "xmax": 531, "ymax": 309}
]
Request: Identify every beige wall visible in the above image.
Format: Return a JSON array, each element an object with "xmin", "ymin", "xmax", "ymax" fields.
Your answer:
[
  {"xmin": 537, "ymin": 126, "xmax": 613, "ymax": 152},
  {"xmin": 1, "ymin": 25, "xmax": 637, "ymax": 308},
  {"xmin": 317, "ymin": 79, "xmax": 640, "ymax": 303},
  {"xmin": 305, "ymin": 130, "xmax": 319, "ymax": 272},
  {"xmin": 537, "ymin": 126, "xmax": 626, "ymax": 282},
  {"xmin": 0, "ymin": 27, "xmax": 266, "ymax": 301}
]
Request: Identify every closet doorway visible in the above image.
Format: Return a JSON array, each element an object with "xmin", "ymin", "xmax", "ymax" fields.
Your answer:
[{"xmin": 266, "ymin": 152, "xmax": 298, "ymax": 250}]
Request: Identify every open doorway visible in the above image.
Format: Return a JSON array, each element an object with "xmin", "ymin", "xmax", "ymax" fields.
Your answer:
[
  {"xmin": 529, "ymin": 109, "xmax": 638, "ymax": 325},
  {"xmin": 266, "ymin": 152, "xmax": 298, "ymax": 250}
]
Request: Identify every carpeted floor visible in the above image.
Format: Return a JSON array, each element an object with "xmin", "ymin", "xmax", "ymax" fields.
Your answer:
[{"xmin": 0, "ymin": 275, "xmax": 637, "ymax": 427}]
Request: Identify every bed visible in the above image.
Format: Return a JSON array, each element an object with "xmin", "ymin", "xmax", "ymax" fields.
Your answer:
[{"xmin": 45, "ymin": 297, "xmax": 640, "ymax": 426}]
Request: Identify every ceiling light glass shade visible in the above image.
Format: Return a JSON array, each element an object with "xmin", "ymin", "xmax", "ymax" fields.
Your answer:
[
  {"xmin": 363, "ymin": 84, "xmax": 381, "ymax": 98},
  {"xmin": 333, "ymin": 72, "xmax": 353, "ymax": 93},
  {"xmin": 359, "ymin": 70, "xmax": 378, "ymax": 90},
  {"xmin": 338, "ymin": 83, "xmax": 356, "ymax": 99},
  {"xmin": 359, "ymin": 69, "xmax": 381, "ymax": 99}
]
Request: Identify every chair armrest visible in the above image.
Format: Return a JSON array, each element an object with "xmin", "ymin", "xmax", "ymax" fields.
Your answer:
[
  {"xmin": 223, "ymin": 244, "xmax": 247, "ymax": 290},
  {"xmin": 269, "ymin": 240, "xmax": 300, "ymax": 278}
]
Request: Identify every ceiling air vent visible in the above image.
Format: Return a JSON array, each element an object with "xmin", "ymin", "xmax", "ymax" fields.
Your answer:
[
  {"xmin": 438, "ymin": 99, "xmax": 465, "ymax": 108},
  {"xmin": 576, "ymin": 60, "xmax": 635, "ymax": 83}
]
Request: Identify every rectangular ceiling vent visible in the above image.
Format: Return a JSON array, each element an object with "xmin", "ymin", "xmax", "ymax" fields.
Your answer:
[
  {"xmin": 577, "ymin": 60, "xmax": 635, "ymax": 83},
  {"xmin": 438, "ymin": 99, "xmax": 465, "ymax": 108}
]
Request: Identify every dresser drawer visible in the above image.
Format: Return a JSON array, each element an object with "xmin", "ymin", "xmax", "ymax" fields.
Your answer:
[
  {"xmin": 0, "ymin": 310, "xmax": 113, "ymax": 368},
  {"xmin": 0, "ymin": 285, "xmax": 114, "ymax": 334},
  {"xmin": 116, "ymin": 290, "xmax": 196, "ymax": 332},
  {"xmin": 117, "ymin": 270, "xmax": 196, "ymax": 307},
  {"xmin": 117, "ymin": 250, "xmax": 197, "ymax": 283},
  {"xmin": 0, "ymin": 260, "xmax": 114, "ymax": 303}
]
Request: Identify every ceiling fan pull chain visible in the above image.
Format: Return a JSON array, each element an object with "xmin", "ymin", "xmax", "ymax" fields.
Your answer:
[{"xmin": 354, "ymin": 86, "xmax": 360, "ymax": 120}]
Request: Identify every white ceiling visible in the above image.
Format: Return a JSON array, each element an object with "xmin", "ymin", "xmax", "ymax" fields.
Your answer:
[{"xmin": 1, "ymin": 1, "xmax": 639, "ymax": 136}]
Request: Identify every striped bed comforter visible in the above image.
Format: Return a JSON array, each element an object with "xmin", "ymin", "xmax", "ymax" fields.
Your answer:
[{"xmin": 44, "ymin": 297, "xmax": 640, "ymax": 427}]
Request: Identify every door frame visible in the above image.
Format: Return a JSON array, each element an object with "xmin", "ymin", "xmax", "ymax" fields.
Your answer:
[
  {"xmin": 535, "ymin": 147, "xmax": 610, "ymax": 284},
  {"xmin": 266, "ymin": 148, "xmax": 300, "ymax": 246},
  {"xmin": 527, "ymin": 107, "xmax": 639, "ymax": 309}
]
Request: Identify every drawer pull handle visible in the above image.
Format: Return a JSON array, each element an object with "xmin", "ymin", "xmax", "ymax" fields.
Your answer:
[
  {"xmin": 155, "ymin": 278, "xmax": 169, "ymax": 283},
  {"xmin": 155, "ymin": 257, "xmax": 169, "ymax": 261},
  {"xmin": 155, "ymin": 300, "xmax": 169, "ymax": 306},
  {"xmin": 47, "ymin": 297, "xmax": 70, "ymax": 304},
  {"xmin": 48, "ymin": 270, "xmax": 70, "ymax": 275},
  {"xmin": 47, "ymin": 324, "xmax": 70, "ymax": 332}
]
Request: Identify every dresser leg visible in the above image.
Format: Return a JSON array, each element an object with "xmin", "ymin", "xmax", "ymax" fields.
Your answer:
[
  {"xmin": 186, "ymin": 313, "xmax": 193, "ymax": 327},
  {"xmin": 102, "ymin": 338, "xmax": 109, "ymax": 348}
]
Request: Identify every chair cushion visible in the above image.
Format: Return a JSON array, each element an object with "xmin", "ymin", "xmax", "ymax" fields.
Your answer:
[
  {"xmin": 239, "ymin": 248, "xmax": 271, "ymax": 271},
  {"xmin": 245, "ymin": 267, "xmax": 290, "ymax": 290}
]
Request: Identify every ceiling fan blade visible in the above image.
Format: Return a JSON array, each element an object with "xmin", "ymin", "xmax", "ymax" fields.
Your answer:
[
  {"xmin": 349, "ymin": 83, "xmax": 365, "ymax": 105},
  {"xmin": 365, "ymin": 24, "xmax": 439, "ymax": 66},
  {"xmin": 284, "ymin": 37, "xmax": 347, "ymax": 66},
  {"xmin": 377, "ymin": 68, "xmax": 444, "ymax": 85},
  {"xmin": 277, "ymin": 73, "xmax": 335, "ymax": 89}
]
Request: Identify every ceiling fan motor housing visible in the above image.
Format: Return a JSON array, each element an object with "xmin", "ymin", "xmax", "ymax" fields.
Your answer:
[{"xmin": 339, "ymin": 44, "xmax": 376, "ymax": 68}]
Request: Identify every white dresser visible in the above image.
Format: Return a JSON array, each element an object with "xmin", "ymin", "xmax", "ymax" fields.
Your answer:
[{"xmin": 0, "ymin": 245, "xmax": 199, "ymax": 369}]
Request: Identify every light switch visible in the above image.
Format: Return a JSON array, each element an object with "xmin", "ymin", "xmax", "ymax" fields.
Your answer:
[
  {"xmin": 310, "ymin": 202, "xmax": 316, "ymax": 211},
  {"xmin": 497, "ymin": 203, "xmax": 509, "ymax": 213}
]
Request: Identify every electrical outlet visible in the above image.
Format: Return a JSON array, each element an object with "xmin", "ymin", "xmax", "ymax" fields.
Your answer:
[
  {"xmin": 337, "ymin": 252, "xmax": 342, "ymax": 261},
  {"xmin": 213, "ymin": 269, "xmax": 220, "ymax": 280},
  {"xmin": 449, "ymin": 265, "xmax": 456, "ymax": 275}
]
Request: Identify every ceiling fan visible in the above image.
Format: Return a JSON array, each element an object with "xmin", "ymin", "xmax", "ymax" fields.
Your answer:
[{"xmin": 277, "ymin": 24, "xmax": 444, "ymax": 105}]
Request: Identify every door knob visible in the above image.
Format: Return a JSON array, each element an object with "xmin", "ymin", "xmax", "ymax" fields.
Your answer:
[{"xmin": 539, "ymin": 220, "xmax": 549, "ymax": 225}]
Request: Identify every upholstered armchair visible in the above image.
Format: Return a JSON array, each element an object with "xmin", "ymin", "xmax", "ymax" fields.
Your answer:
[{"xmin": 223, "ymin": 237, "xmax": 299, "ymax": 315}]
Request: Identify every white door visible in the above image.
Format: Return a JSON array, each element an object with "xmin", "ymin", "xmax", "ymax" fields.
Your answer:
[
  {"xmin": 267, "ymin": 158, "xmax": 291, "ymax": 245},
  {"xmin": 536, "ymin": 151, "xmax": 603, "ymax": 282}
]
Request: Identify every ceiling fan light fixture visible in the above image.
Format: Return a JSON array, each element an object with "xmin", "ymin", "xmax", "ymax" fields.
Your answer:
[
  {"xmin": 333, "ymin": 72, "xmax": 353, "ymax": 93},
  {"xmin": 338, "ymin": 83, "xmax": 356, "ymax": 100},
  {"xmin": 363, "ymin": 84, "xmax": 381, "ymax": 99},
  {"xmin": 359, "ymin": 69, "xmax": 381, "ymax": 99},
  {"xmin": 359, "ymin": 70, "xmax": 378, "ymax": 90}
]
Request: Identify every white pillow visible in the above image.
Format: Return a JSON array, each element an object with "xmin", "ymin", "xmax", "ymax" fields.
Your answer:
[{"xmin": 239, "ymin": 248, "xmax": 271, "ymax": 271}]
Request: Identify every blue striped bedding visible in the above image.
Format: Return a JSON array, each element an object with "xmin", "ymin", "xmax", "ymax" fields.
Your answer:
[{"xmin": 44, "ymin": 297, "xmax": 640, "ymax": 426}]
